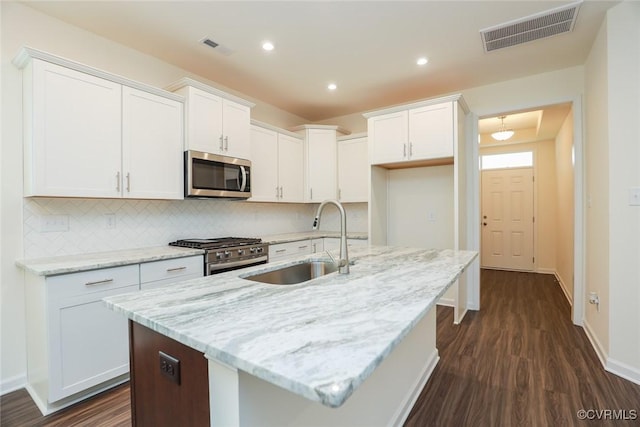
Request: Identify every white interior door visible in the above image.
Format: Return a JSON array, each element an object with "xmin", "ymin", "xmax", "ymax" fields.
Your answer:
[{"xmin": 481, "ymin": 168, "xmax": 534, "ymax": 271}]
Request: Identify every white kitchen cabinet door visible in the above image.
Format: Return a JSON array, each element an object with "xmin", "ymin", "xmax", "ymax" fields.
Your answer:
[
  {"xmin": 368, "ymin": 111, "xmax": 408, "ymax": 165},
  {"xmin": 338, "ymin": 136, "xmax": 368, "ymax": 202},
  {"xmin": 222, "ymin": 99, "xmax": 251, "ymax": 159},
  {"xmin": 140, "ymin": 255, "xmax": 204, "ymax": 290},
  {"xmin": 305, "ymin": 129, "xmax": 337, "ymax": 202},
  {"xmin": 278, "ymin": 134, "xmax": 304, "ymax": 202},
  {"xmin": 182, "ymin": 86, "xmax": 224, "ymax": 154},
  {"xmin": 249, "ymin": 125, "xmax": 279, "ymax": 201},
  {"xmin": 122, "ymin": 87, "xmax": 184, "ymax": 200},
  {"xmin": 408, "ymin": 102, "xmax": 454, "ymax": 160},
  {"xmin": 46, "ymin": 264, "xmax": 139, "ymax": 402},
  {"xmin": 26, "ymin": 59, "xmax": 122, "ymax": 197}
]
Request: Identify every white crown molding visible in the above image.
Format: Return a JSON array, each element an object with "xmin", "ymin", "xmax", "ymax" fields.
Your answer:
[
  {"xmin": 166, "ymin": 77, "xmax": 255, "ymax": 108},
  {"xmin": 13, "ymin": 46, "xmax": 184, "ymax": 103},
  {"xmin": 250, "ymin": 119, "xmax": 303, "ymax": 139},
  {"xmin": 362, "ymin": 93, "xmax": 468, "ymax": 119},
  {"xmin": 289, "ymin": 124, "xmax": 351, "ymax": 135}
]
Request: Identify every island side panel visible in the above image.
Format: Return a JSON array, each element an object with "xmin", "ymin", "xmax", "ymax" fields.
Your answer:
[
  {"xmin": 228, "ymin": 309, "xmax": 437, "ymax": 427},
  {"xmin": 129, "ymin": 321, "xmax": 209, "ymax": 426}
]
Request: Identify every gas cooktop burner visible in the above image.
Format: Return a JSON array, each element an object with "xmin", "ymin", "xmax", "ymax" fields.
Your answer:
[{"xmin": 169, "ymin": 237, "xmax": 262, "ymax": 250}]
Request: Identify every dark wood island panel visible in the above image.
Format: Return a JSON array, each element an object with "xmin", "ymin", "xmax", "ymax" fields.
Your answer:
[{"xmin": 129, "ymin": 320, "xmax": 209, "ymax": 426}]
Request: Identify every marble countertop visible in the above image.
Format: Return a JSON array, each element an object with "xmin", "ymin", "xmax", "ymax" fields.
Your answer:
[
  {"xmin": 260, "ymin": 231, "xmax": 368, "ymax": 244},
  {"xmin": 104, "ymin": 245, "xmax": 476, "ymax": 408},
  {"xmin": 16, "ymin": 246, "xmax": 204, "ymax": 276}
]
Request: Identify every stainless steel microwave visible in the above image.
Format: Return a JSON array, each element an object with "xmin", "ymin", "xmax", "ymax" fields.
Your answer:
[{"xmin": 184, "ymin": 150, "xmax": 251, "ymax": 199}]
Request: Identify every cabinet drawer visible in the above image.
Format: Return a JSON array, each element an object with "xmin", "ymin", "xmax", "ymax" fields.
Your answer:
[
  {"xmin": 269, "ymin": 240, "xmax": 312, "ymax": 261},
  {"xmin": 140, "ymin": 255, "xmax": 203, "ymax": 285},
  {"xmin": 47, "ymin": 264, "xmax": 139, "ymax": 300}
]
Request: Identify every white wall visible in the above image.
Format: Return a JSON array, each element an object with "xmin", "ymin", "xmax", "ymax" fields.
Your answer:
[
  {"xmin": 0, "ymin": 2, "xmax": 363, "ymax": 392},
  {"xmin": 603, "ymin": 2, "xmax": 640, "ymax": 378},
  {"xmin": 555, "ymin": 110, "xmax": 575, "ymax": 301}
]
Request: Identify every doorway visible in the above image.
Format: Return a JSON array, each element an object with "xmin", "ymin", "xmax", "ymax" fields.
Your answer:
[{"xmin": 477, "ymin": 103, "xmax": 576, "ymax": 311}]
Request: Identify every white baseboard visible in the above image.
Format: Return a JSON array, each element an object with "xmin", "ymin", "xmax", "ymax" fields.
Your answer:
[
  {"xmin": 0, "ymin": 374, "xmax": 26, "ymax": 396},
  {"xmin": 436, "ymin": 297, "xmax": 455, "ymax": 307},
  {"xmin": 553, "ymin": 272, "xmax": 573, "ymax": 307},
  {"xmin": 393, "ymin": 349, "xmax": 440, "ymax": 426},
  {"xmin": 582, "ymin": 319, "xmax": 608, "ymax": 368},
  {"xmin": 536, "ymin": 267, "xmax": 556, "ymax": 275},
  {"xmin": 606, "ymin": 358, "xmax": 640, "ymax": 386}
]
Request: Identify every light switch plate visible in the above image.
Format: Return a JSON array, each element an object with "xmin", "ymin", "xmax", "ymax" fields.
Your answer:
[{"xmin": 629, "ymin": 188, "xmax": 640, "ymax": 206}]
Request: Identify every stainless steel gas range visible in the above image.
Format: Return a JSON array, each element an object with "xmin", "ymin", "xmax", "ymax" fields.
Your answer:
[{"xmin": 169, "ymin": 237, "xmax": 268, "ymax": 276}]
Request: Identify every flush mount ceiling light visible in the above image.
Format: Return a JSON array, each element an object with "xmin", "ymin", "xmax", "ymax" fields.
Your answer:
[
  {"xmin": 262, "ymin": 41, "xmax": 274, "ymax": 51},
  {"xmin": 416, "ymin": 57, "xmax": 428, "ymax": 66},
  {"xmin": 491, "ymin": 116, "xmax": 515, "ymax": 141},
  {"xmin": 327, "ymin": 83, "xmax": 337, "ymax": 91}
]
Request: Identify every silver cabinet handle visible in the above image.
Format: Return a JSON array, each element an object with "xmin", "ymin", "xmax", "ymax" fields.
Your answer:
[
  {"xmin": 409, "ymin": 142, "xmax": 413, "ymax": 157},
  {"xmin": 279, "ymin": 186, "xmax": 283, "ymax": 198},
  {"xmin": 275, "ymin": 249, "xmax": 287, "ymax": 253},
  {"xmin": 339, "ymin": 188, "xmax": 342, "ymax": 199},
  {"xmin": 219, "ymin": 135, "xmax": 224, "ymax": 151},
  {"xmin": 224, "ymin": 136, "xmax": 229, "ymax": 151},
  {"xmin": 298, "ymin": 245, "xmax": 309, "ymax": 249},
  {"xmin": 85, "ymin": 278, "xmax": 114, "ymax": 286},
  {"xmin": 126, "ymin": 173, "xmax": 131, "ymax": 192},
  {"xmin": 310, "ymin": 188, "xmax": 313, "ymax": 199},
  {"xmin": 167, "ymin": 266, "xmax": 187, "ymax": 272},
  {"xmin": 116, "ymin": 171, "xmax": 120, "ymax": 192},
  {"xmin": 276, "ymin": 186, "xmax": 280, "ymax": 198},
  {"xmin": 403, "ymin": 143, "xmax": 407, "ymax": 158}
]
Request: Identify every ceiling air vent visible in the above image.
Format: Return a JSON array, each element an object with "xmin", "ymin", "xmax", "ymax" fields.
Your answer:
[
  {"xmin": 200, "ymin": 37, "xmax": 234, "ymax": 56},
  {"xmin": 480, "ymin": 1, "xmax": 582, "ymax": 52}
]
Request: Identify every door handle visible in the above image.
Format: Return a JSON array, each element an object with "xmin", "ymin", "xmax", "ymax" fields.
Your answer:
[{"xmin": 483, "ymin": 222, "xmax": 487, "ymax": 226}]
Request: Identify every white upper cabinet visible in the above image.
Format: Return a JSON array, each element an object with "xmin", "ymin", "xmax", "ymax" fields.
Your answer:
[
  {"xmin": 277, "ymin": 133, "xmax": 304, "ymax": 202},
  {"xmin": 368, "ymin": 111, "xmax": 408, "ymax": 165},
  {"xmin": 249, "ymin": 123, "xmax": 303, "ymax": 203},
  {"xmin": 292, "ymin": 125, "xmax": 345, "ymax": 202},
  {"xmin": 169, "ymin": 78, "xmax": 254, "ymax": 160},
  {"xmin": 365, "ymin": 96, "xmax": 463, "ymax": 167},
  {"xmin": 24, "ymin": 59, "xmax": 123, "ymax": 198},
  {"xmin": 337, "ymin": 135, "xmax": 368, "ymax": 203},
  {"xmin": 408, "ymin": 102, "xmax": 454, "ymax": 160},
  {"xmin": 122, "ymin": 87, "xmax": 183, "ymax": 199},
  {"xmin": 15, "ymin": 50, "xmax": 186, "ymax": 200}
]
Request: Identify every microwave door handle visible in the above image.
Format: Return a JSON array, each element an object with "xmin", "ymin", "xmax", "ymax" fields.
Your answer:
[{"xmin": 239, "ymin": 166, "xmax": 247, "ymax": 192}]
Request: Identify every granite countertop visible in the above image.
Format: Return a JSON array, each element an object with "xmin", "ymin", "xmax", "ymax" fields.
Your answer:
[
  {"xmin": 16, "ymin": 246, "xmax": 204, "ymax": 276},
  {"xmin": 260, "ymin": 231, "xmax": 368, "ymax": 244},
  {"xmin": 104, "ymin": 245, "xmax": 477, "ymax": 408}
]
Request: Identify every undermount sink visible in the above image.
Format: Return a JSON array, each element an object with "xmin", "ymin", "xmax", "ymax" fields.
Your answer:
[{"xmin": 243, "ymin": 261, "xmax": 338, "ymax": 285}]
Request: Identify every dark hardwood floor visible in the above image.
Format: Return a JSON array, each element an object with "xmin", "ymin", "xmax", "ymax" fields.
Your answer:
[
  {"xmin": 2, "ymin": 269, "xmax": 639, "ymax": 426},
  {"xmin": 405, "ymin": 269, "xmax": 640, "ymax": 427}
]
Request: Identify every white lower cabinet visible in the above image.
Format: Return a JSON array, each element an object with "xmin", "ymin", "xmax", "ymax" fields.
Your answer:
[
  {"xmin": 140, "ymin": 255, "xmax": 203, "ymax": 290},
  {"xmin": 24, "ymin": 254, "xmax": 203, "ymax": 414}
]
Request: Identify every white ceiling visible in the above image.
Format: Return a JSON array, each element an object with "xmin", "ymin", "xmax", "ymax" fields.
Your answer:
[{"xmin": 21, "ymin": 0, "xmax": 615, "ymax": 124}]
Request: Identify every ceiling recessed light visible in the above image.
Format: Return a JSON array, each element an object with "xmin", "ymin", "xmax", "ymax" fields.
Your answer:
[
  {"xmin": 262, "ymin": 41, "xmax": 274, "ymax": 51},
  {"xmin": 327, "ymin": 83, "xmax": 337, "ymax": 91},
  {"xmin": 417, "ymin": 57, "xmax": 429, "ymax": 66}
]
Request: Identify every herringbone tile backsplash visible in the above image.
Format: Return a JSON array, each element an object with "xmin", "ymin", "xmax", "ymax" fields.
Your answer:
[{"xmin": 23, "ymin": 198, "xmax": 368, "ymax": 258}]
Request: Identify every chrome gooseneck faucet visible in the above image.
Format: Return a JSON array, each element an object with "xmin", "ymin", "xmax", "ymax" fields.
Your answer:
[{"xmin": 312, "ymin": 200, "xmax": 349, "ymax": 274}]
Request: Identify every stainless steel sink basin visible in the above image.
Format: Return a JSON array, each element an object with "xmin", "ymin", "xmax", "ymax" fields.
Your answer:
[{"xmin": 243, "ymin": 261, "xmax": 338, "ymax": 285}]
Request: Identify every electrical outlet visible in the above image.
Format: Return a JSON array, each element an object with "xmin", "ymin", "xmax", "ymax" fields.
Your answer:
[
  {"xmin": 41, "ymin": 215, "xmax": 69, "ymax": 232},
  {"xmin": 159, "ymin": 351, "xmax": 180, "ymax": 385},
  {"xmin": 428, "ymin": 212, "xmax": 437, "ymax": 222},
  {"xmin": 104, "ymin": 213, "xmax": 116, "ymax": 229}
]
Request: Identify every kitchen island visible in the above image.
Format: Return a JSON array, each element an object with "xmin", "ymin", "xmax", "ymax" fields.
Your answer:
[{"xmin": 104, "ymin": 245, "xmax": 477, "ymax": 426}]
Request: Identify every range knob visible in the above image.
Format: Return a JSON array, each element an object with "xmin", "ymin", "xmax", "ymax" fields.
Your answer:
[
  {"xmin": 250, "ymin": 247, "xmax": 256, "ymax": 254},
  {"xmin": 215, "ymin": 252, "xmax": 223, "ymax": 260},
  {"xmin": 224, "ymin": 250, "xmax": 231, "ymax": 258},
  {"xmin": 256, "ymin": 247, "xmax": 264, "ymax": 253},
  {"xmin": 237, "ymin": 249, "xmax": 245, "ymax": 256}
]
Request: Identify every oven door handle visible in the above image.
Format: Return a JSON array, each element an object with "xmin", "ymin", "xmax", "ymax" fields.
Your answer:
[
  {"xmin": 208, "ymin": 255, "xmax": 268, "ymax": 274},
  {"xmin": 239, "ymin": 166, "xmax": 247, "ymax": 192}
]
